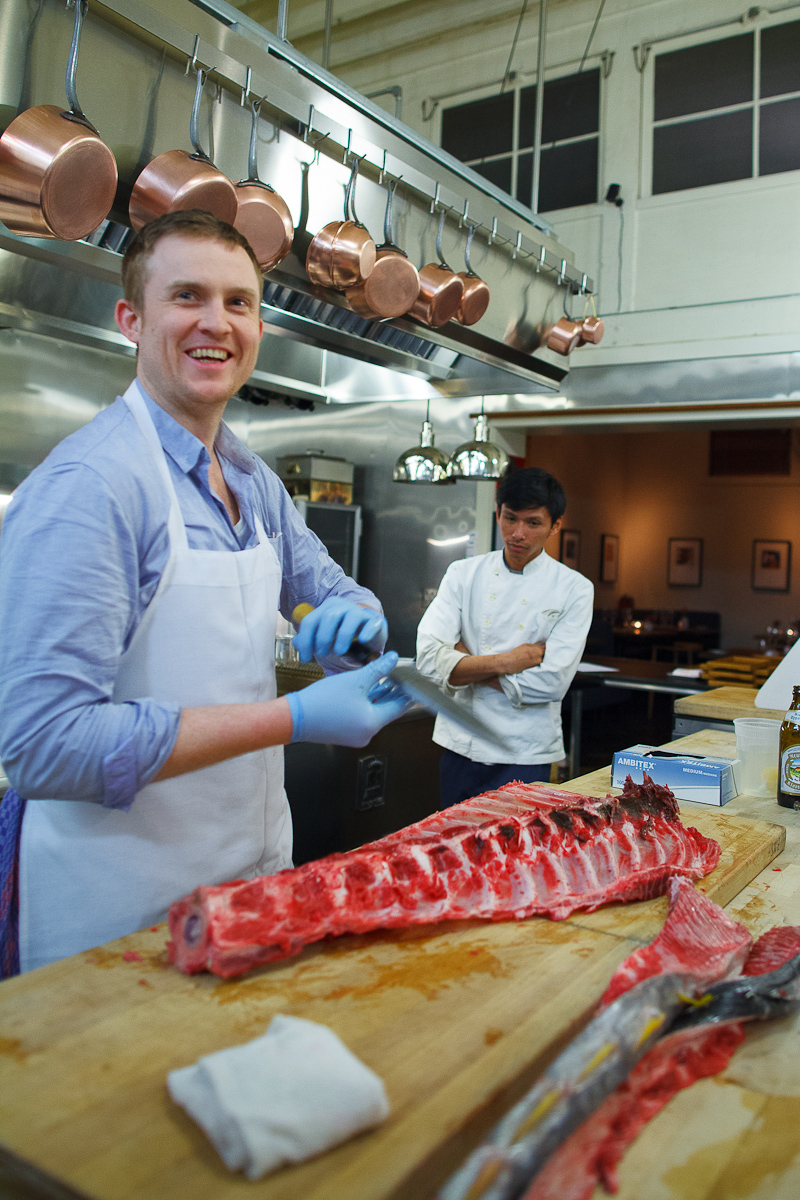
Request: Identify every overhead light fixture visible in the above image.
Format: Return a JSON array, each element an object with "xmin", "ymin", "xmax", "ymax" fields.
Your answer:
[
  {"xmin": 392, "ymin": 400, "xmax": 453, "ymax": 484},
  {"xmin": 448, "ymin": 398, "xmax": 508, "ymax": 481}
]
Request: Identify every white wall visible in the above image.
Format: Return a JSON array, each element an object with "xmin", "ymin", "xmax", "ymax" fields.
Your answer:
[{"xmin": 319, "ymin": 0, "xmax": 800, "ymax": 371}]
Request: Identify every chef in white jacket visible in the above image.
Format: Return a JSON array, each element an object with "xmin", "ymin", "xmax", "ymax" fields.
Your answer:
[{"xmin": 416, "ymin": 468, "xmax": 593, "ymax": 807}]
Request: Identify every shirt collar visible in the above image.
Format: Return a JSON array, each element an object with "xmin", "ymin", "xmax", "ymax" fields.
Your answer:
[
  {"xmin": 134, "ymin": 380, "xmax": 256, "ymax": 477},
  {"xmin": 499, "ymin": 547, "xmax": 550, "ymax": 577}
]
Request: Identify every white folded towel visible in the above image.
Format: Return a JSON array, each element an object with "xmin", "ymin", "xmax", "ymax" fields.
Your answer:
[{"xmin": 167, "ymin": 1014, "xmax": 390, "ymax": 1180}]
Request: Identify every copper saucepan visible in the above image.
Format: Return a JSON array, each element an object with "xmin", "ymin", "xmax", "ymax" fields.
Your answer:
[
  {"xmin": 330, "ymin": 157, "xmax": 376, "ymax": 289},
  {"xmin": 455, "ymin": 224, "xmax": 490, "ymax": 326},
  {"xmin": 233, "ymin": 98, "xmax": 293, "ymax": 272},
  {"xmin": 409, "ymin": 208, "xmax": 464, "ymax": 328},
  {"xmin": 129, "ymin": 66, "xmax": 237, "ymax": 230},
  {"xmin": 579, "ymin": 314, "xmax": 605, "ymax": 344},
  {"xmin": 307, "ymin": 156, "xmax": 375, "ymax": 290},
  {"xmin": 346, "ymin": 177, "xmax": 419, "ymax": 318},
  {"xmin": 546, "ymin": 317, "xmax": 583, "ymax": 355},
  {"xmin": 0, "ymin": 0, "xmax": 117, "ymax": 241}
]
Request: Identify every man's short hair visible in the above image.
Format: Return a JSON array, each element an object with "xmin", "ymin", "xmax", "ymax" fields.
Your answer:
[
  {"xmin": 121, "ymin": 210, "xmax": 263, "ymax": 311},
  {"xmin": 496, "ymin": 467, "xmax": 566, "ymax": 523}
]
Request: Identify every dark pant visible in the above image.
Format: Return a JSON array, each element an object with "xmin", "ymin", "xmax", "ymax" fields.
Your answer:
[{"xmin": 438, "ymin": 748, "xmax": 552, "ymax": 810}]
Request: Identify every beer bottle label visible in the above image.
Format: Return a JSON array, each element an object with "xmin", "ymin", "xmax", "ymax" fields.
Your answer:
[{"xmin": 780, "ymin": 746, "xmax": 800, "ymax": 794}]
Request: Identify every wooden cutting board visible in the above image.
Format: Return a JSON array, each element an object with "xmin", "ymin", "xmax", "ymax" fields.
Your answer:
[{"xmin": 0, "ymin": 806, "xmax": 784, "ymax": 1200}]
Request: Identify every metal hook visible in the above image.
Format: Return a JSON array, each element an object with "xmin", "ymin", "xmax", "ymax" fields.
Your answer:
[
  {"xmin": 488, "ymin": 216, "xmax": 498, "ymax": 246},
  {"xmin": 311, "ymin": 130, "xmax": 329, "ymax": 166},
  {"xmin": 536, "ymin": 244, "xmax": 546, "ymax": 273},
  {"xmin": 304, "ymin": 103, "xmax": 315, "ymax": 141},
  {"xmin": 379, "ymin": 150, "xmax": 387, "ymax": 185},
  {"xmin": 240, "ymin": 66, "xmax": 252, "ymax": 107},
  {"xmin": 459, "ymin": 199, "xmax": 469, "ymax": 229},
  {"xmin": 185, "ymin": 33, "xmax": 200, "ymax": 75},
  {"xmin": 429, "ymin": 182, "xmax": 440, "ymax": 215},
  {"xmin": 344, "ymin": 128, "xmax": 352, "ymax": 164},
  {"xmin": 580, "ymin": 272, "xmax": 588, "ymax": 295},
  {"xmin": 512, "ymin": 231, "xmax": 522, "ymax": 260},
  {"xmin": 558, "ymin": 259, "xmax": 567, "ymax": 285}
]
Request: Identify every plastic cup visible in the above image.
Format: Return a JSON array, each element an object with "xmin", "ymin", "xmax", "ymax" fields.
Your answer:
[{"xmin": 733, "ymin": 718, "xmax": 781, "ymax": 798}]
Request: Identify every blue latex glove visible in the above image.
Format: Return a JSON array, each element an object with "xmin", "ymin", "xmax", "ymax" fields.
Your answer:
[
  {"xmin": 286, "ymin": 652, "xmax": 411, "ymax": 746},
  {"xmin": 292, "ymin": 597, "xmax": 388, "ymax": 663}
]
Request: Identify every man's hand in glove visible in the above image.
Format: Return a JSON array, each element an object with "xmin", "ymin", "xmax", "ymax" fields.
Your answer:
[
  {"xmin": 285, "ymin": 652, "xmax": 410, "ymax": 746},
  {"xmin": 292, "ymin": 597, "xmax": 387, "ymax": 663}
]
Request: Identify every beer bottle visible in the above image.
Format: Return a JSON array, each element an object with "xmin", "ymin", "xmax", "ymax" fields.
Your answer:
[{"xmin": 778, "ymin": 685, "xmax": 800, "ymax": 809}]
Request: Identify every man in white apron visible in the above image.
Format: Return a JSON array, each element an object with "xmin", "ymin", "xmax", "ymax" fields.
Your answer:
[{"xmin": 0, "ymin": 211, "xmax": 407, "ymax": 974}]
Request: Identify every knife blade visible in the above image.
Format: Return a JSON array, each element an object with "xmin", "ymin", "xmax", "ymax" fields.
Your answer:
[{"xmin": 291, "ymin": 604, "xmax": 512, "ymax": 754}]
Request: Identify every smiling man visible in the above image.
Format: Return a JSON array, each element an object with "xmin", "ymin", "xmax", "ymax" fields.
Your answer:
[
  {"xmin": 0, "ymin": 211, "xmax": 408, "ymax": 975},
  {"xmin": 416, "ymin": 468, "xmax": 594, "ymax": 808}
]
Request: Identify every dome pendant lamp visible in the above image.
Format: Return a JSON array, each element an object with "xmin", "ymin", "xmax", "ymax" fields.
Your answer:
[
  {"xmin": 392, "ymin": 400, "xmax": 453, "ymax": 484},
  {"xmin": 448, "ymin": 397, "xmax": 508, "ymax": 480}
]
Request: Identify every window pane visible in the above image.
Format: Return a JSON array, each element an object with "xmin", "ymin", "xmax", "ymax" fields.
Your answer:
[
  {"xmin": 440, "ymin": 92, "xmax": 514, "ymax": 162},
  {"xmin": 761, "ymin": 20, "xmax": 800, "ymax": 98},
  {"xmin": 471, "ymin": 156, "xmax": 513, "ymax": 194},
  {"xmin": 538, "ymin": 138, "xmax": 599, "ymax": 211},
  {"xmin": 652, "ymin": 109, "xmax": 752, "ymax": 193},
  {"xmin": 760, "ymin": 96, "xmax": 800, "ymax": 175},
  {"xmin": 519, "ymin": 69, "xmax": 600, "ymax": 148},
  {"xmin": 654, "ymin": 33, "xmax": 753, "ymax": 120},
  {"xmin": 516, "ymin": 151, "xmax": 532, "ymax": 206}
]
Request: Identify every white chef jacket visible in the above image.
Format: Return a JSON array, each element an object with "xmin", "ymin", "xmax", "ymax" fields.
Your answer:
[{"xmin": 416, "ymin": 549, "xmax": 594, "ymax": 765}]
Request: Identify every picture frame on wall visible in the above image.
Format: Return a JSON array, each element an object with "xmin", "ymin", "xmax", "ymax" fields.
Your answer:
[
  {"xmin": 667, "ymin": 538, "xmax": 703, "ymax": 587},
  {"xmin": 752, "ymin": 539, "xmax": 791, "ymax": 592},
  {"xmin": 560, "ymin": 529, "xmax": 581, "ymax": 571},
  {"xmin": 600, "ymin": 534, "xmax": 619, "ymax": 584}
]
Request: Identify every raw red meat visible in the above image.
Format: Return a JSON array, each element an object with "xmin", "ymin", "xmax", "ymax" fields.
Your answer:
[
  {"xmin": 742, "ymin": 924, "xmax": 800, "ymax": 975},
  {"xmin": 600, "ymin": 876, "xmax": 752, "ymax": 1005},
  {"xmin": 524, "ymin": 879, "xmax": 752, "ymax": 1199},
  {"xmin": 168, "ymin": 775, "xmax": 719, "ymax": 979}
]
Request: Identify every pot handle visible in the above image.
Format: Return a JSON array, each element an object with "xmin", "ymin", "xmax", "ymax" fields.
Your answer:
[
  {"xmin": 435, "ymin": 208, "xmax": 451, "ymax": 270},
  {"xmin": 243, "ymin": 96, "xmax": 274, "ymax": 188},
  {"xmin": 383, "ymin": 175, "xmax": 402, "ymax": 244},
  {"xmin": 463, "ymin": 223, "xmax": 477, "ymax": 277},
  {"xmin": 344, "ymin": 155, "xmax": 363, "ymax": 223},
  {"xmin": 62, "ymin": 0, "xmax": 97, "ymax": 132},
  {"xmin": 189, "ymin": 66, "xmax": 214, "ymax": 163}
]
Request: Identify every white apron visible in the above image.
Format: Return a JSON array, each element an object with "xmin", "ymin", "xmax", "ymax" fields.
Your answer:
[{"xmin": 18, "ymin": 383, "xmax": 292, "ymax": 972}]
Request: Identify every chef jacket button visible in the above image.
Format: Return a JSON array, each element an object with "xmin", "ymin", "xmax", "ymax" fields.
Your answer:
[
  {"xmin": 489, "ymin": 594, "xmax": 496, "ymax": 601},
  {"xmin": 518, "ymin": 623, "xmax": 524, "ymax": 629},
  {"xmin": 521, "ymin": 598, "xmax": 528, "ymax": 605},
  {"xmin": 485, "ymin": 618, "xmax": 491, "ymax": 626},
  {"xmin": 493, "ymin": 569, "xmax": 499, "ymax": 575}
]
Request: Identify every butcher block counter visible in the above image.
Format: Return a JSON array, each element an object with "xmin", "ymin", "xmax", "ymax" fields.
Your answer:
[
  {"xmin": 674, "ymin": 685, "xmax": 785, "ymax": 725},
  {"xmin": 1, "ymin": 729, "xmax": 799, "ymax": 1200}
]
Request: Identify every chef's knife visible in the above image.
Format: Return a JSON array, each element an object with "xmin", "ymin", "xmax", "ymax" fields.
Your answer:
[{"xmin": 291, "ymin": 604, "xmax": 512, "ymax": 754}]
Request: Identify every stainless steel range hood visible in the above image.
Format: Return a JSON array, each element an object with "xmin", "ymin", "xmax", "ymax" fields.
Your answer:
[{"xmin": 0, "ymin": 0, "xmax": 596, "ymax": 403}]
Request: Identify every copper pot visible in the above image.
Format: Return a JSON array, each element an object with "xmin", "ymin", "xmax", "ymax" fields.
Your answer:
[
  {"xmin": 409, "ymin": 209, "xmax": 464, "ymax": 328},
  {"xmin": 129, "ymin": 67, "xmax": 237, "ymax": 231},
  {"xmin": 547, "ymin": 317, "xmax": 583, "ymax": 356},
  {"xmin": 455, "ymin": 225, "xmax": 490, "ymax": 326},
  {"xmin": 307, "ymin": 157, "xmax": 375, "ymax": 291},
  {"xmin": 579, "ymin": 314, "xmax": 605, "ymax": 344},
  {"xmin": 233, "ymin": 98, "xmax": 293, "ymax": 272},
  {"xmin": 346, "ymin": 178, "xmax": 419, "ymax": 318},
  {"xmin": 0, "ymin": 0, "xmax": 117, "ymax": 241}
]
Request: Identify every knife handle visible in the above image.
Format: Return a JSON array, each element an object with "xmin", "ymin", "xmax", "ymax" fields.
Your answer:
[{"xmin": 291, "ymin": 603, "xmax": 375, "ymax": 664}]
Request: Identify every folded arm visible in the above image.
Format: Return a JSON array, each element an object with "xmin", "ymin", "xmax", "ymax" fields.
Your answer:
[{"xmin": 498, "ymin": 582, "xmax": 595, "ymax": 708}]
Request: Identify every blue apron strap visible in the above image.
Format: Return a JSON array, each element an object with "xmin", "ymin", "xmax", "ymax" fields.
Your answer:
[{"xmin": 0, "ymin": 788, "xmax": 26, "ymax": 979}]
